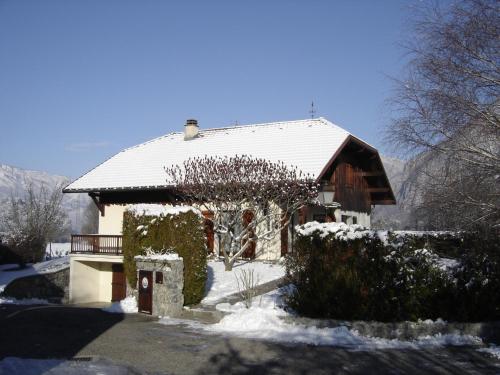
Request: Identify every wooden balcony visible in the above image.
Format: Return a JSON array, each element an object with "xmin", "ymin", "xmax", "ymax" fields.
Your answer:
[{"xmin": 71, "ymin": 234, "xmax": 123, "ymax": 255}]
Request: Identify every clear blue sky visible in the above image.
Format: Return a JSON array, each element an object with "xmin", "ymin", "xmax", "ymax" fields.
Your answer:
[{"xmin": 0, "ymin": 0, "xmax": 413, "ymax": 178}]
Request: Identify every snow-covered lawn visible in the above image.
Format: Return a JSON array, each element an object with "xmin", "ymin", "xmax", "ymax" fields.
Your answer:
[
  {"xmin": 45, "ymin": 242, "xmax": 71, "ymax": 259},
  {"xmin": 162, "ymin": 286, "xmax": 485, "ymax": 350},
  {"xmin": 202, "ymin": 259, "xmax": 285, "ymax": 305},
  {"xmin": 0, "ymin": 256, "xmax": 69, "ymax": 293}
]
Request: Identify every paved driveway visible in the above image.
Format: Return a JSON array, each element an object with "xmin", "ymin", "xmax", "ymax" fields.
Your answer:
[{"xmin": 0, "ymin": 304, "xmax": 499, "ymax": 375}]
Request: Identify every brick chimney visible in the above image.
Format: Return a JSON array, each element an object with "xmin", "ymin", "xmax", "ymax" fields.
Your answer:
[{"xmin": 184, "ymin": 119, "xmax": 199, "ymax": 140}]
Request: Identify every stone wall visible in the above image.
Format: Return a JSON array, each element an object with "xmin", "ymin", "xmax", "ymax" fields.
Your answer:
[
  {"xmin": 2, "ymin": 267, "xmax": 69, "ymax": 303},
  {"xmin": 135, "ymin": 258, "xmax": 184, "ymax": 317}
]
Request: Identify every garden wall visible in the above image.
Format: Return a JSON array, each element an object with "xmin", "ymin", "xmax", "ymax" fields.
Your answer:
[{"xmin": 3, "ymin": 267, "xmax": 69, "ymax": 303}]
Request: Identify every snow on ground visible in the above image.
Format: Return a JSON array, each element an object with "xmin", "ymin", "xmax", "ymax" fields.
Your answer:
[
  {"xmin": 202, "ymin": 259, "xmax": 285, "ymax": 305},
  {"xmin": 45, "ymin": 242, "xmax": 71, "ymax": 259},
  {"xmin": 162, "ymin": 287, "xmax": 484, "ymax": 350},
  {"xmin": 0, "ymin": 357, "xmax": 136, "ymax": 374},
  {"xmin": 478, "ymin": 344, "xmax": 500, "ymax": 359},
  {"xmin": 102, "ymin": 296, "xmax": 138, "ymax": 314},
  {"xmin": 0, "ymin": 256, "xmax": 69, "ymax": 293}
]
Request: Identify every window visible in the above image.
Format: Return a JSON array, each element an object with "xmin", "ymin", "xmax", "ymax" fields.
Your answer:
[
  {"xmin": 352, "ymin": 216, "xmax": 357, "ymax": 225},
  {"xmin": 341, "ymin": 215, "xmax": 349, "ymax": 224},
  {"xmin": 345, "ymin": 164, "xmax": 354, "ymax": 188},
  {"xmin": 155, "ymin": 271, "xmax": 163, "ymax": 284}
]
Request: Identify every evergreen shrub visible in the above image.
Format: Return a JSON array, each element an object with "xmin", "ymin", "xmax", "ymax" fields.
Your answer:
[
  {"xmin": 285, "ymin": 222, "xmax": 500, "ymax": 322},
  {"xmin": 122, "ymin": 209, "xmax": 207, "ymax": 305}
]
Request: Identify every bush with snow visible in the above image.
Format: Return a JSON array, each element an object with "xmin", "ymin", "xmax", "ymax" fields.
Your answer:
[
  {"xmin": 286, "ymin": 222, "xmax": 500, "ymax": 322},
  {"xmin": 122, "ymin": 206, "xmax": 207, "ymax": 305}
]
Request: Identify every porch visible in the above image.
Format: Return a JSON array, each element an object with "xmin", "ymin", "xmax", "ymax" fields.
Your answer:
[{"xmin": 71, "ymin": 234, "xmax": 123, "ymax": 255}]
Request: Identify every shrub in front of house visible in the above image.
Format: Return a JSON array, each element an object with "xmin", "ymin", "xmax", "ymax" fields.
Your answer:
[
  {"xmin": 122, "ymin": 207, "xmax": 207, "ymax": 305},
  {"xmin": 285, "ymin": 222, "xmax": 500, "ymax": 322}
]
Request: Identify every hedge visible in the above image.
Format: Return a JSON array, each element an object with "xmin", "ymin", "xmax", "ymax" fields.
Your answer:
[
  {"xmin": 122, "ymin": 207, "xmax": 207, "ymax": 305},
  {"xmin": 285, "ymin": 222, "xmax": 500, "ymax": 322}
]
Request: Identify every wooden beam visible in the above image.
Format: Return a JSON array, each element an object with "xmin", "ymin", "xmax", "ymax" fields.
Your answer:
[
  {"xmin": 368, "ymin": 187, "xmax": 391, "ymax": 193},
  {"xmin": 371, "ymin": 199, "xmax": 397, "ymax": 205},
  {"xmin": 360, "ymin": 171, "xmax": 384, "ymax": 177},
  {"xmin": 89, "ymin": 193, "xmax": 105, "ymax": 216}
]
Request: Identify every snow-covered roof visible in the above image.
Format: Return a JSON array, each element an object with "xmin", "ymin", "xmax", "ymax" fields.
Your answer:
[{"xmin": 64, "ymin": 117, "xmax": 370, "ymax": 192}]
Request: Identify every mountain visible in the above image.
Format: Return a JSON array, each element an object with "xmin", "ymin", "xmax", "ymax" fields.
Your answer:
[
  {"xmin": 0, "ymin": 164, "xmax": 90, "ymax": 234},
  {"xmin": 371, "ymin": 156, "xmax": 415, "ymax": 230}
]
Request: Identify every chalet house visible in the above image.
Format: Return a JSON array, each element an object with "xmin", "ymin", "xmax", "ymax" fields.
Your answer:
[{"xmin": 63, "ymin": 118, "xmax": 395, "ymax": 304}]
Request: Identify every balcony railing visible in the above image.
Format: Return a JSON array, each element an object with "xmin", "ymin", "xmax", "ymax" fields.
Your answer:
[{"xmin": 71, "ymin": 234, "xmax": 123, "ymax": 255}]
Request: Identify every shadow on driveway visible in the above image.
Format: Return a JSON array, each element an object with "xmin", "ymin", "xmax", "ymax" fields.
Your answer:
[{"xmin": 0, "ymin": 304, "xmax": 131, "ymax": 359}]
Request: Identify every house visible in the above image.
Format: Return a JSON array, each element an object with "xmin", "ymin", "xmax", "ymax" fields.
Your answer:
[{"xmin": 63, "ymin": 117, "xmax": 395, "ymax": 304}]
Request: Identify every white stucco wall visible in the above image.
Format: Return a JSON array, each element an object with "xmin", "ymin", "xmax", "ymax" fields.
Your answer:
[
  {"xmin": 69, "ymin": 254, "xmax": 123, "ymax": 303},
  {"xmin": 334, "ymin": 209, "xmax": 371, "ymax": 228},
  {"xmin": 99, "ymin": 205, "xmax": 127, "ymax": 235}
]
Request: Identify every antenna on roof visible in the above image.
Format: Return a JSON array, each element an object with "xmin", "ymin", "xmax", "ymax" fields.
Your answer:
[{"xmin": 309, "ymin": 101, "xmax": 316, "ymax": 119}]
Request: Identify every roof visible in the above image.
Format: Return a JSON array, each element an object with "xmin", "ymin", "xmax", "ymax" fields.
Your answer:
[{"xmin": 64, "ymin": 118, "xmax": 370, "ymax": 192}]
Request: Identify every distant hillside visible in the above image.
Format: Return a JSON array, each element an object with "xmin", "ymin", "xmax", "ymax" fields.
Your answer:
[
  {"xmin": 0, "ymin": 164, "xmax": 90, "ymax": 234},
  {"xmin": 371, "ymin": 156, "xmax": 415, "ymax": 230}
]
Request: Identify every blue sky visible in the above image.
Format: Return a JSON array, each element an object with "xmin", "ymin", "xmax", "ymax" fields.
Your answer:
[{"xmin": 0, "ymin": 0, "xmax": 413, "ymax": 178}]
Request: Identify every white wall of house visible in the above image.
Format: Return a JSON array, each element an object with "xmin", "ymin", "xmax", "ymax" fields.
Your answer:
[
  {"xmin": 99, "ymin": 205, "xmax": 127, "ymax": 234},
  {"xmin": 69, "ymin": 254, "xmax": 123, "ymax": 303},
  {"xmin": 334, "ymin": 209, "xmax": 370, "ymax": 227}
]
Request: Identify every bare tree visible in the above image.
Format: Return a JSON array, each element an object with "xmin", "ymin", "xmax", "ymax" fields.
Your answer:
[
  {"xmin": 81, "ymin": 201, "xmax": 99, "ymax": 234},
  {"xmin": 387, "ymin": 0, "xmax": 500, "ymax": 229},
  {"xmin": 165, "ymin": 155, "xmax": 318, "ymax": 271},
  {"xmin": 0, "ymin": 182, "xmax": 69, "ymax": 264}
]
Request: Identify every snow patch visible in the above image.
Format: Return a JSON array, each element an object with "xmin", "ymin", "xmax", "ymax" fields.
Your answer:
[
  {"xmin": 478, "ymin": 344, "xmax": 500, "ymax": 359},
  {"xmin": 0, "ymin": 296, "xmax": 49, "ymax": 305},
  {"xmin": 102, "ymin": 296, "xmax": 138, "ymax": 314},
  {"xmin": 0, "ymin": 357, "xmax": 136, "ymax": 374},
  {"xmin": 161, "ymin": 287, "xmax": 483, "ymax": 350}
]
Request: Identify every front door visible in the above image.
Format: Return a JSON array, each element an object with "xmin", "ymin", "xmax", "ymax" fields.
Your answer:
[
  {"xmin": 138, "ymin": 270, "xmax": 153, "ymax": 314},
  {"xmin": 111, "ymin": 264, "xmax": 126, "ymax": 302},
  {"xmin": 241, "ymin": 210, "xmax": 256, "ymax": 259},
  {"xmin": 202, "ymin": 211, "xmax": 215, "ymax": 254}
]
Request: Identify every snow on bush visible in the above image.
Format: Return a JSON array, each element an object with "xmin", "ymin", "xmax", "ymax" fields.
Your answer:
[
  {"xmin": 103, "ymin": 296, "xmax": 138, "ymax": 314},
  {"xmin": 126, "ymin": 204, "xmax": 201, "ymax": 217},
  {"xmin": 286, "ymin": 222, "xmax": 500, "ymax": 322}
]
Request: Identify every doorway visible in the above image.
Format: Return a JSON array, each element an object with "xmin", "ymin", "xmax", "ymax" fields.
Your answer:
[
  {"xmin": 138, "ymin": 270, "xmax": 153, "ymax": 314},
  {"xmin": 111, "ymin": 264, "xmax": 126, "ymax": 302}
]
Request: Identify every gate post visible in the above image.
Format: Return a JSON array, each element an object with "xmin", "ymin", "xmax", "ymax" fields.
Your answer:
[{"xmin": 135, "ymin": 256, "xmax": 184, "ymax": 317}]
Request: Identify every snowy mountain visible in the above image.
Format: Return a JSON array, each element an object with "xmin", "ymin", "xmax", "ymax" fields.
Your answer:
[{"xmin": 0, "ymin": 164, "xmax": 90, "ymax": 234}]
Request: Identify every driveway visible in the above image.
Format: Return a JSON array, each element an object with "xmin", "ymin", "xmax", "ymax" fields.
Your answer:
[{"xmin": 0, "ymin": 304, "xmax": 499, "ymax": 375}]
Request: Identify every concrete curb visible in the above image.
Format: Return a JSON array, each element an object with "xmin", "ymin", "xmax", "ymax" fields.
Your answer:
[{"xmin": 281, "ymin": 316, "xmax": 500, "ymax": 343}]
